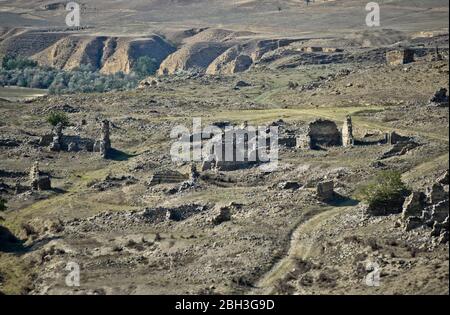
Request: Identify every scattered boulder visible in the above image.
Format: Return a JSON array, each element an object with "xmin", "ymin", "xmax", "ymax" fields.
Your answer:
[
  {"xmin": 278, "ymin": 181, "xmax": 302, "ymax": 191},
  {"xmin": 428, "ymin": 88, "xmax": 449, "ymax": 107},
  {"xmin": 212, "ymin": 205, "xmax": 232, "ymax": 225},
  {"xmin": 316, "ymin": 181, "xmax": 334, "ymax": 201},
  {"xmin": 235, "ymin": 80, "xmax": 251, "ymax": 88}
]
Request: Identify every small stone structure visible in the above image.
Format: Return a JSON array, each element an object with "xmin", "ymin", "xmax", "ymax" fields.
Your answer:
[
  {"xmin": 40, "ymin": 119, "xmax": 107, "ymax": 153},
  {"xmin": 297, "ymin": 119, "xmax": 341, "ymax": 149},
  {"xmin": 341, "ymin": 116, "xmax": 354, "ymax": 147},
  {"xmin": 316, "ymin": 181, "xmax": 334, "ymax": 201},
  {"xmin": 29, "ymin": 162, "xmax": 51, "ymax": 191},
  {"xmin": 148, "ymin": 170, "xmax": 188, "ymax": 186},
  {"xmin": 386, "ymin": 48, "xmax": 414, "ymax": 66}
]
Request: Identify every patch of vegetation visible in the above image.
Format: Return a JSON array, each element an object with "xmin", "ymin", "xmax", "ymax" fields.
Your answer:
[
  {"xmin": 1, "ymin": 55, "xmax": 37, "ymax": 70},
  {"xmin": 132, "ymin": 56, "xmax": 158, "ymax": 77},
  {"xmin": 47, "ymin": 111, "xmax": 70, "ymax": 127},
  {"xmin": 358, "ymin": 170, "xmax": 409, "ymax": 215},
  {"xmin": 0, "ymin": 57, "xmax": 140, "ymax": 94}
]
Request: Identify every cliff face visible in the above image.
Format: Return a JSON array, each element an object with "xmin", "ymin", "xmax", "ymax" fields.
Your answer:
[{"xmin": 0, "ymin": 31, "xmax": 176, "ymax": 74}]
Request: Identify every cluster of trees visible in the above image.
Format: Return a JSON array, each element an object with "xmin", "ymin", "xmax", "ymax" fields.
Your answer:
[
  {"xmin": 1, "ymin": 55, "xmax": 38, "ymax": 70},
  {"xmin": 0, "ymin": 55, "xmax": 159, "ymax": 94}
]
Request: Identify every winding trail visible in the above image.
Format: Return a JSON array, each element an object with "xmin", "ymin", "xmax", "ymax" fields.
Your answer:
[{"xmin": 250, "ymin": 206, "xmax": 350, "ymax": 294}]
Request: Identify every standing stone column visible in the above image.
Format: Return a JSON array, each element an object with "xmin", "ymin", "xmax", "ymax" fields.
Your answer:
[
  {"xmin": 342, "ymin": 115, "xmax": 354, "ymax": 147},
  {"xmin": 50, "ymin": 122, "xmax": 63, "ymax": 151},
  {"xmin": 29, "ymin": 162, "xmax": 40, "ymax": 190},
  {"xmin": 96, "ymin": 120, "xmax": 111, "ymax": 158}
]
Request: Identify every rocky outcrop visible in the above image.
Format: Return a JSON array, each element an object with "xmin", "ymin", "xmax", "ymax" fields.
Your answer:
[
  {"xmin": 158, "ymin": 42, "xmax": 231, "ymax": 75},
  {"xmin": 400, "ymin": 171, "xmax": 449, "ymax": 241},
  {"xmin": 212, "ymin": 205, "xmax": 232, "ymax": 225},
  {"xmin": 32, "ymin": 35, "xmax": 175, "ymax": 74},
  {"xmin": 206, "ymin": 45, "xmax": 253, "ymax": 75}
]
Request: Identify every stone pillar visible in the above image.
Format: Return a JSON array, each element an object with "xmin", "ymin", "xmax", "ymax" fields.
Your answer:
[
  {"xmin": 50, "ymin": 122, "xmax": 63, "ymax": 151},
  {"xmin": 29, "ymin": 162, "xmax": 40, "ymax": 190},
  {"xmin": 98, "ymin": 120, "xmax": 111, "ymax": 158},
  {"xmin": 342, "ymin": 115, "xmax": 354, "ymax": 147}
]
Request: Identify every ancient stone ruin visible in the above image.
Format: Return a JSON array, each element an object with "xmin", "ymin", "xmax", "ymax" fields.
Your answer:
[
  {"xmin": 148, "ymin": 169, "xmax": 188, "ymax": 186},
  {"xmin": 386, "ymin": 48, "xmax": 414, "ymax": 66},
  {"xmin": 40, "ymin": 119, "xmax": 112, "ymax": 156},
  {"xmin": 29, "ymin": 162, "xmax": 51, "ymax": 191},
  {"xmin": 203, "ymin": 127, "xmax": 271, "ymax": 171},
  {"xmin": 297, "ymin": 119, "xmax": 341, "ymax": 149},
  {"xmin": 341, "ymin": 116, "xmax": 354, "ymax": 147},
  {"xmin": 93, "ymin": 120, "xmax": 112, "ymax": 158},
  {"xmin": 380, "ymin": 131, "xmax": 419, "ymax": 160}
]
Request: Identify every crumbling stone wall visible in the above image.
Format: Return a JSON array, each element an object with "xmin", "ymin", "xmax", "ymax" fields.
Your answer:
[{"xmin": 297, "ymin": 119, "xmax": 341, "ymax": 149}]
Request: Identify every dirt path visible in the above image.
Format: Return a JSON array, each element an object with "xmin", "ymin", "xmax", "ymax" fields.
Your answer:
[{"xmin": 250, "ymin": 206, "xmax": 349, "ymax": 295}]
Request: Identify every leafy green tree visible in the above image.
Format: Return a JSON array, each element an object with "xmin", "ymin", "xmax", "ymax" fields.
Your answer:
[
  {"xmin": 133, "ymin": 56, "xmax": 158, "ymax": 77},
  {"xmin": 359, "ymin": 170, "xmax": 409, "ymax": 215},
  {"xmin": 47, "ymin": 111, "xmax": 69, "ymax": 127}
]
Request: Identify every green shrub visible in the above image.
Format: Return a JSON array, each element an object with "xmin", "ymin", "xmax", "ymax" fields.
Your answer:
[
  {"xmin": 132, "ymin": 56, "xmax": 158, "ymax": 77},
  {"xmin": 47, "ymin": 111, "xmax": 69, "ymax": 127},
  {"xmin": 358, "ymin": 170, "xmax": 409, "ymax": 215}
]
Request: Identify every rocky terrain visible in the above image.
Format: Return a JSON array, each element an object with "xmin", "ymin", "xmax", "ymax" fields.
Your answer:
[{"xmin": 0, "ymin": 0, "xmax": 449, "ymax": 295}]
